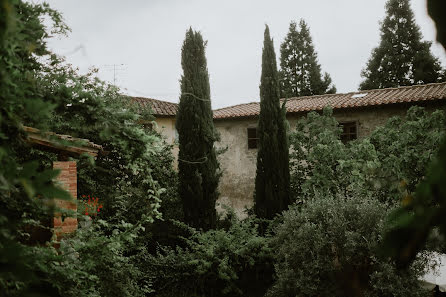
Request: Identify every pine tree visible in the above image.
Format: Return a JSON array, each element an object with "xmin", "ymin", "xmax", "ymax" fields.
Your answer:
[
  {"xmin": 176, "ymin": 28, "xmax": 220, "ymax": 230},
  {"xmin": 254, "ymin": 25, "xmax": 290, "ymax": 220},
  {"xmin": 360, "ymin": 0, "xmax": 445, "ymax": 90},
  {"xmin": 279, "ymin": 20, "xmax": 336, "ymax": 98}
]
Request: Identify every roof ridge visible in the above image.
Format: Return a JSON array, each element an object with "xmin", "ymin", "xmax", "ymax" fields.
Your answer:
[
  {"xmin": 214, "ymin": 101, "xmax": 259, "ymax": 111},
  {"xmin": 129, "ymin": 96, "xmax": 178, "ymax": 105},
  {"xmin": 283, "ymin": 82, "xmax": 446, "ymax": 101},
  {"xmin": 213, "ymin": 82, "xmax": 446, "ymax": 120}
]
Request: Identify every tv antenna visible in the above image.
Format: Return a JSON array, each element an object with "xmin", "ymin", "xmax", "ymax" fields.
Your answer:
[{"xmin": 103, "ymin": 64, "xmax": 126, "ymax": 85}]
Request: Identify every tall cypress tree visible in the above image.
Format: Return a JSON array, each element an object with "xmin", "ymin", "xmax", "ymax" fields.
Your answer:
[
  {"xmin": 176, "ymin": 28, "xmax": 220, "ymax": 230},
  {"xmin": 360, "ymin": 0, "xmax": 445, "ymax": 90},
  {"xmin": 279, "ymin": 20, "xmax": 336, "ymax": 98},
  {"xmin": 254, "ymin": 25, "xmax": 290, "ymax": 220}
]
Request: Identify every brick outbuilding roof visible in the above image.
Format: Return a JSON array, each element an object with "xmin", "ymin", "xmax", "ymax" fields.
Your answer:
[
  {"xmin": 23, "ymin": 126, "xmax": 103, "ymax": 157},
  {"xmin": 131, "ymin": 97, "xmax": 178, "ymax": 117},
  {"xmin": 213, "ymin": 82, "xmax": 446, "ymax": 120}
]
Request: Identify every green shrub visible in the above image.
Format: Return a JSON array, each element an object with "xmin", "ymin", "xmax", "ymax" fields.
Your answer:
[
  {"xmin": 143, "ymin": 218, "xmax": 274, "ymax": 297},
  {"xmin": 369, "ymin": 106, "xmax": 445, "ymax": 200},
  {"xmin": 268, "ymin": 196, "xmax": 430, "ymax": 297}
]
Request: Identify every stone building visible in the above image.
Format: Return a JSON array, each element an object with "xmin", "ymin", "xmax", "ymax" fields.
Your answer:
[
  {"xmin": 131, "ymin": 97, "xmax": 179, "ymax": 167},
  {"xmin": 132, "ymin": 82, "xmax": 446, "ymax": 218}
]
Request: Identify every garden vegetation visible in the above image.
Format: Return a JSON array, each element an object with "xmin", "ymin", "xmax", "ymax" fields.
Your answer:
[{"xmin": 1, "ymin": 0, "xmax": 446, "ymax": 296}]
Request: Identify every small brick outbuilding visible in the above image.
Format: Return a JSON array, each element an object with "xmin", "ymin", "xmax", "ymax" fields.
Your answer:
[{"xmin": 24, "ymin": 126, "xmax": 102, "ymax": 241}]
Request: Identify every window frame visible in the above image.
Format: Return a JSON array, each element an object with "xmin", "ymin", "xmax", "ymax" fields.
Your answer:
[
  {"xmin": 340, "ymin": 121, "xmax": 358, "ymax": 143},
  {"xmin": 247, "ymin": 127, "xmax": 259, "ymax": 149}
]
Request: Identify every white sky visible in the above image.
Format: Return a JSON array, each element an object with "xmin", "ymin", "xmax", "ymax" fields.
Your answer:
[{"xmin": 41, "ymin": 0, "xmax": 446, "ymax": 109}]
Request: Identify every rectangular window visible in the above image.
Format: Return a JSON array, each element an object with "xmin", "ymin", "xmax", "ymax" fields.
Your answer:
[
  {"xmin": 340, "ymin": 121, "xmax": 358, "ymax": 143},
  {"xmin": 247, "ymin": 127, "xmax": 259, "ymax": 149},
  {"xmin": 142, "ymin": 122, "xmax": 153, "ymax": 131}
]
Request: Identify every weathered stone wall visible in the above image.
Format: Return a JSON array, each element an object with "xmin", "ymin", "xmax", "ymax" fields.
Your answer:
[
  {"xmin": 155, "ymin": 116, "xmax": 179, "ymax": 169},
  {"xmin": 214, "ymin": 118, "xmax": 258, "ymax": 218},
  {"xmin": 215, "ymin": 103, "xmax": 446, "ymax": 218}
]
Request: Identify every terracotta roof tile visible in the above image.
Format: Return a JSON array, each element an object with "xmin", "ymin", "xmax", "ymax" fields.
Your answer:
[
  {"xmin": 213, "ymin": 82, "xmax": 446, "ymax": 119},
  {"xmin": 130, "ymin": 97, "xmax": 178, "ymax": 116}
]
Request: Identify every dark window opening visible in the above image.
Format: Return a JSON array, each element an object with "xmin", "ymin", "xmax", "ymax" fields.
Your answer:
[
  {"xmin": 247, "ymin": 127, "xmax": 259, "ymax": 149},
  {"xmin": 142, "ymin": 122, "xmax": 153, "ymax": 131},
  {"xmin": 340, "ymin": 122, "xmax": 357, "ymax": 143}
]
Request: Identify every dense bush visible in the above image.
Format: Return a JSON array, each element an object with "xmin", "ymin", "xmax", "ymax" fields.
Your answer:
[
  {"xmin": 143, "ymin": 218, "xmax": 275, "ymax": 297},
  {"xmin": 280, "ymin": 105, "xmax": 445, "ymax": 296},
  {"xmin": 369, "ymin": 106, "xmax": 445, "ymax": 200},
  {"xmin": 49, "ymin": 218, "xmax": 152, "ymax": 297},
  {"xmin": 268, "ymin": 196, "xmax": 430, "ymax": 297},
  {"xmin": 290, "ymin": 106, "xmax": 445, "ymax": 204}
]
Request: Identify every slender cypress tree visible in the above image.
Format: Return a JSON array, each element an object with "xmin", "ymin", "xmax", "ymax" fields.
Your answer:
[
  {"xmin": 360, "ymin": 0, "xmax": 445, "ymax": 90},
  {"xmin": 254, "ymin": 25, "xmax": 290, "ymax": 220},
  {"xmin": 279, "ymin": 20, "xmax": 336, "ymax": 98},
  {"xmin": 176, "ymin": 28, "xmax": 220, "ymax": 230}
]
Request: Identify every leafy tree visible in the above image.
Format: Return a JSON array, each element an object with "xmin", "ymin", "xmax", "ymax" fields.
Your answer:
[
  {"xmin": 289, "ymin": 106, "xmax": 445, "ymax": 205},
  {"xmin": 279, "ymin": 20, "xmax": 336, "ymax": 98},
  {"xmin": 290, "ymin": 107, "xmax": 383, "ymax": 203},
  {"xmin": 267, "ymin": 196, "xmax": 430, "ymax": 297},
  {"xmin": 176, "ymin": 28, "xmax": 220, "ymax": 231},
  {"xmin": 0, "ymin": 1, "xmax": 168, "ymax": 295},
  {"xmin": 27, "ymin": 64, "xmax": 165, "ymax": 228},
  {"xmin": 369, "ymin": 106, "xmax": 445, "ymax": 196},
  {"xmin": 0, "ymin": 1, "xmax": 73, "ymax": 295},
  {"xmin": 289, "ymin": 107, "xmax": 348, "ymax": 201},
  {"xmin": 254, "ymin": 25, "xmax": 290, "ymax": 220},
  {"xmin": 381, "ymin": 1, "xmax": 446, "ymax": 267},
  {"xmin": 360, "ymin": 0, "xmax": 445, "ymax": 90}
]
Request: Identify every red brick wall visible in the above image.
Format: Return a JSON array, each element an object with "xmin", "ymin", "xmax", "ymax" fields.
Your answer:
[{"xmin": 53, "ymin": 161, "xmax": 77, "ymax": 239}]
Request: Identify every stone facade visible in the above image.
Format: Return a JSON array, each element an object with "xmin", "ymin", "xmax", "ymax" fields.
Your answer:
[
  {"xmin": 214, "ymin": 118, "xmax": 258, "ymax": 217},
  {"xmin": 214, "ymin": 102, "xmax": 446, "ymax": 218},
  {"xmin": 153, "ymin": 116, "xmax": 179, "ymax": 168},
  {"xmin": 142, "ymin": 83, "xmax": 446, "ymax": 218}
]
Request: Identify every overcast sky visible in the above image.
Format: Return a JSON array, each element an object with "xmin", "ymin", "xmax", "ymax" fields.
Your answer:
[{"xmin": 41, "ymin": 0, "xmax": 446, "ymax": 109}]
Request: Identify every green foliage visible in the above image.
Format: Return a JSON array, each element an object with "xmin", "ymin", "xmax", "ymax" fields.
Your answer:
[
  {"xmin": 380, "ymin": 0, "xmax": 446, "ymax": 269},
  {"xmin": 254, "ymin": 25, "xmax": 290, "ymax": 220},
  {"xmin": 0, "ymin": 1, "xmax": 172, "ymax": 295},
  {"xmin": 381, "ymin": 130, "xmax": 446, "ymax": 267},
  {"xmin": 0, "ymin": 1, "xmax": 75, "ymax": 295},
  {"xmin": 31, "ymin": 63, "xmax": 164, "ymax": 225},
  {"xmin": 144, "ymin": 218, "xmax": 274, "ymax": 297},
  {"xmin": 141, "ymin": 139, "xmax": 184, "ymax": 251},
  {"xmin": 360, "ymin": 0, "xmax": 445, "ymax": 90},
  {"xmin": 290, "ymin": 106, "xmax": 445, "ymax": 204},
  {"xmin": 176, "ymin": 28, "xmax": 220, "ymax": 231},
  {"xmin": 279, "ymin": 20, "xmax": 336, "ymax": 98},
  {"xmin": 369, "ymin": 106, "xmax": 445, "ymax": 196},
  {"xmin": 50, "ymin": 218, "xmax": 151, "ymax": 297},
  {"xmin": 268, "ymin": 196, "xmax": 429, "ymax": 297},
  {"xmin": 290, "ymin": 107, "xmax": 347, "ymax": 201}
]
